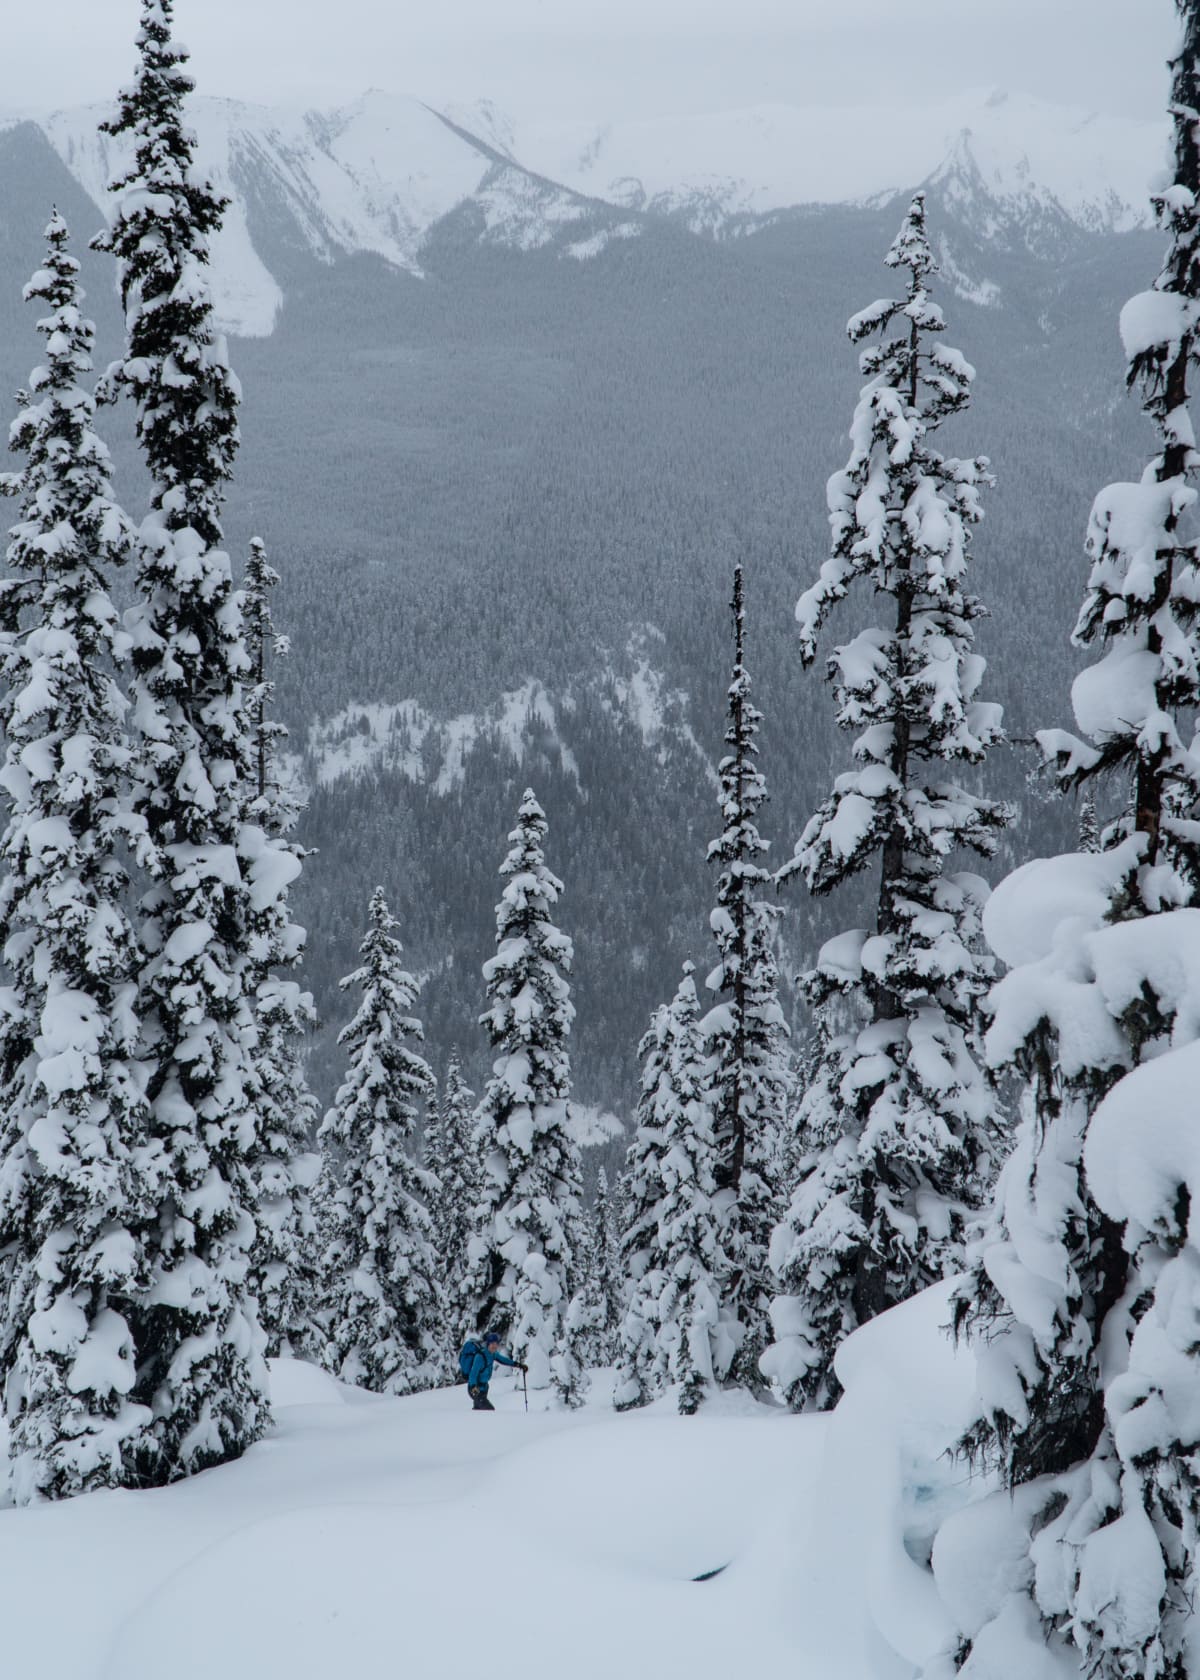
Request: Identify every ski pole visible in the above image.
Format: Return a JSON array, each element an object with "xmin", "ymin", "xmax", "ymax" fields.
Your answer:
[{"xmin": 522, "ymin": 1364, "xmax": 528, "ymax": 1413}]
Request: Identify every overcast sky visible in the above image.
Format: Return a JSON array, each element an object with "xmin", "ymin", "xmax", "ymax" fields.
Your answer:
[{"xmin": 7, "ymin": 1, "xmax": 1177, "ymax": 122}]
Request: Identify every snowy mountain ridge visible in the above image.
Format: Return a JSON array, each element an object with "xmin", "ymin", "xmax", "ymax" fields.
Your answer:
[
  {"xmin": 1, "ymin": 86, "xmax": 1166, "ymax": 338},
  {"xmin": 465, "ymin": 88, "xmax": 1166, "ymax": 235},
  {"xmin": 298, "ymin": 634, "xmax": 716, "ymax": 800},
  {"xmin": 6, "ymin": 91, "xmax": 630, "ymax": 337}
]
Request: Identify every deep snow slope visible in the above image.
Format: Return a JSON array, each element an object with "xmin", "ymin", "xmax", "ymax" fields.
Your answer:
[{"xmin": 0, "ymin": 1286, "xmax": 982, "ymax": 1680}]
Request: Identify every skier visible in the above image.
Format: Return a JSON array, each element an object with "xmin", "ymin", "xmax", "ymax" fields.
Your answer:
[{"xmin": 459, "ymin": 1331, "xmax": 525, "ymax": 1411}]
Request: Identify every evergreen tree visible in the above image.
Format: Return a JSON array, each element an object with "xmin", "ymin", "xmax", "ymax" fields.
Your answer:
[
  {"xmin": 461, "ymin": 790, "xmax": 583, "ymax": 1390},
  {"xmin": 1077, "ymin": 787, "xmax": 1100, "ymax": 853},
  {"xmin": 552, "ymin": 1266, "xmax": 599, "ymax": 1410},
  {"xmin": 241, "ymin": 537, "xmax": 318, "ymax": 1360},
  {"xmin": 769, "ymin": 194, "xmax": 1006, "ymax": 1410},
  {"xmin": 243, "ymin": 538, "xmax": 296, "ymax": 832},
  {"xmin": 427, "ymin": 1048, "xmax": 477, "ymax": 1349},
  {"xmin": 591, "ymin": 1166, "xmax": 623, "ymax": 1364},
  {"xmin": 318, "ymin": 889, "xmax": 443, "ymax": 1394},
  {"xmin": 0, "ymin": 214, "xmax": 153, "ymax": 1500},
  {"xmin": 251, "ymin": 974, "xmax": 319, "ymax": 1361},
  {"xmin": 940, "ymin": 12, "xmax": 1200, "ymax": 1679},
  {"xmin": 701, "ymin": 564, "xmax": 789, "ymax": 1392},
  {"xmin": 93, "ymin": 0, "xmax": 302, "ymax": 1477},
  {"xmin": 612, "ymin": 994, "xmax": 675, "ymax": 1413},
  {"xmin": 614, "ymin": 965, "xmax": 728, "ymax": 1414}
]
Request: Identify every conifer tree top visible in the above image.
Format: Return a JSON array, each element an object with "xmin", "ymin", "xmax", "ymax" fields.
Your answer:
[
  {"xmin": 492, "ymin": 789, "xmax": 571, "ymax": 956},
  {"xmin": 500, "ymin": 790, "xmax": 554, "ymax": 881},
  {"xmin": 482, "ymin": 788, "xmax": 574, "ymax": 1066},
  {"xmin": 708, "ymin": 563, "xmax": 769, "ymax": 876},
  {"xmin": 1037, "ymin": 0, "xmax": 1200, "ymax": 885},
  {"xmin": 339, "ymin": 886, "xmax": 423, "ymax": 1033},
  {"xmin": 95, "ymin": 0, "xmax": 238, "ymax": 548},
  {"xmin": 2, "ymin": 212, "xmax": 134, "ymax": 590},
  {"xmin": 882, "ymin": 190, "xmax": 936, "ymax": 283},
  {"xmin": 795, "ymin": 191, "xmax": 986, "ymax": 670}
]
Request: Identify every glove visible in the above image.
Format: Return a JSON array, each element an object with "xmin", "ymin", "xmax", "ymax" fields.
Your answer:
[
  {"xmin": 468, "ymin": 1385, "xmax": 480, "ymax": 1399},
  {"xmin": 519, "ymin": 1362, "xmax": 529, "ymax": 1372}
]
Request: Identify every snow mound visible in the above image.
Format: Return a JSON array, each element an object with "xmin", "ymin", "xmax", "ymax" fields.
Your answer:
[
  {"xmin": 809, "ymin": 1279, "xmax": 983, "ymax": 1677},
  {"xmin": 267, "ymin": 1355, "xmax": 350, "ymax": 1408},
  {"xmin": 982, "ymin": 848, "xmax": 1127, "ymax": 968},
  {"xmin": 1086, "ymin": 1036, "xmax": 1200, "ymax": 1234}
]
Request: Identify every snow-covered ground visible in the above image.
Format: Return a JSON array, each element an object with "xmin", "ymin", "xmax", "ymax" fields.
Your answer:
[{"xmin": 0, "ymin": 1285, "xmax": 976, "ymax": 1679}]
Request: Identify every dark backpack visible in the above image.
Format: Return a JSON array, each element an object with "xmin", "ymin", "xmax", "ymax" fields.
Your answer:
[{"xmin": 457, "ymin": 1340, "xmax": 482, "ymax": 1385}]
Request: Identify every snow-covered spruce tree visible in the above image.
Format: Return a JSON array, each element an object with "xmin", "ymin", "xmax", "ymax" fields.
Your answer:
[
  {"xmin": 554, "ymin": 1247, "xmax": 602, "ymax": 1410},
  {"xmin": 614, "ymin": 965, "xmax": 727, "ymax": 1414},
  {"xmin": 612, "ymin": 995, "xmax": 675, "ymax": 1412},
  {"xmin": 768, "ymin": 193, "xmax": 1006, "ymax": 1411},
  {"xmin": 243, "ymin": 538, "xmax": 296, "ymax": 833},
  {"xmin": 93, "ymin": 0, "xmax": 302, "ymax": 1478},
  {"xmin": 318, "ymin": 889, "xmax": 443, "ymax": 1394},
  {"xmin": 1077, "ymin": 787, "xmax": 1100, "ymax": 853},
  {"xmin": 461, "ymin": 790, "xmax": 585, "ymax": 1394},
  {"xmin": 591, "ymin": 1166, "xmax": 623, "ymax": 1365},
  {"xmin": 0, "ymin": 214, "xmax": 154, "ymax": 1500},
  {"xmin": 934, "ymin": 13, "xmax": 1200, "ymax": 1679},
  {"xmin": 701, "ymin": 564, "xmax": 789, "ymax": 1393},
  {"xmin": 427, "ymin": 1048, "xmax": 477, "ymax": 1349},
  {"xmin": 241, "ymin": 537, "xmax": 319, "ymax": 1360}
]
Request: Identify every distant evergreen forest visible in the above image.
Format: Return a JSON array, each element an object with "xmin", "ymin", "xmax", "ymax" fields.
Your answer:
[{"xmin": 0, "ymin": 117, "xmax": 1161, "ymax": 1131}]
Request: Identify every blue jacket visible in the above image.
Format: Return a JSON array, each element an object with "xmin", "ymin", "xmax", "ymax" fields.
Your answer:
[{"xmin": 465, "ymin": 1343, "xmax": 518, "ymax": 1389}]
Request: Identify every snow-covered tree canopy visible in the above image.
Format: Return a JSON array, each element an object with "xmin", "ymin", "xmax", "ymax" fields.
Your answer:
[
  {"xmin": 615, "ymin": 964, "xmax": 728, "ymax": 1415},
  {"xmin": 319, "ymin": 888, "xmax": 442, "ymax": 1395},
  {"xmin": 243, "ymin": 537, "xmax": 296, "ymax": 831},
  {"xmin": 937, "ymin": 15, "xmax": 1200, "ymax": 1680},
  {"xmin": 463, "ymin": 789, "xmax": 583, "ymax": 1391},
  {"xmin": 768, "ymin": 194, "xmax": 1006, "ymax": 1411},
  {"xmin": 426, "ymin": 1047, "xmax": 477, "ymax": 1351},
  {"xmin": 701, "ymin": 564, "xmax": 788, "ymax": 1393},
  {"xmin": 239, "ymin": 535, "xmax": 315, "ymax": 1358},
  {"xmin": 85, "ymin": 0, "xmax": 304, "ymax": 1484},
  {"xmin": 94, "ymin": 0, "xmax": 237, "ymax": 548},
  {"xmin": 1037, "ymin": 3, "xmax": 1200, "ymax": 903},
  {"xmin": 0, "ymin": 214, "xmax": 153, "ymax": 1500},
  {"xmin": 786, "ymin": 192, "xmax": 1004, "ymax": 911}
]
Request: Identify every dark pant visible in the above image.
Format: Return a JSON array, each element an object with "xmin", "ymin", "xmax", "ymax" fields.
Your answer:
[{"xmin": 470, "ymin": 1383, "xmax": 493, "ymax": 1410}]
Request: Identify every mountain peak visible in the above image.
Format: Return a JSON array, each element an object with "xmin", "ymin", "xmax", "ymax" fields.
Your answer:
[
  {"xmin": 17, "ymin": 87, "xmax": 1163, "ymax": 344},
  {"xmin": 477, "ymin": 89, "xmax": 1161, "ymax": 235}
]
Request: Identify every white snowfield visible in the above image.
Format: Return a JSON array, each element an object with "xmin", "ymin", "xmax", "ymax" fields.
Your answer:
[{"xmin": 0, "ymin": 1285, "xmax": 978, "ymax": 1680}]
